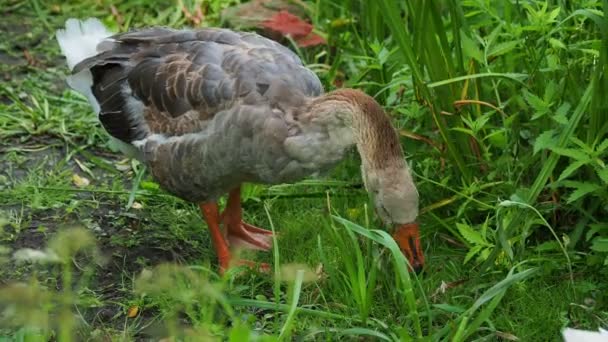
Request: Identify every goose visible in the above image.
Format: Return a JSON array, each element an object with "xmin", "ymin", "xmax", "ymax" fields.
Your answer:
[{"xmin": 56, "ymin": 18, "xmax": 424, "ymax": 273}]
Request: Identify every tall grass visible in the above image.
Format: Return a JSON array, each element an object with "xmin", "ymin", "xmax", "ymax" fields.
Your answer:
[{"xmin": 1, "ymin": 0, "xmax": 607, "ymax": 340}]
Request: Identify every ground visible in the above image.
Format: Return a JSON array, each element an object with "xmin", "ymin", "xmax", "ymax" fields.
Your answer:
[{"xmin": 0, "ymin": 1, "xmax": 607, "ymax": 341}]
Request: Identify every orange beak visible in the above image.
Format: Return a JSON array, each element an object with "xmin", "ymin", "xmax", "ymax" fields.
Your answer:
[{"xmin": 392, "ymin": 223, "xmax": 424, "ymax": 273}]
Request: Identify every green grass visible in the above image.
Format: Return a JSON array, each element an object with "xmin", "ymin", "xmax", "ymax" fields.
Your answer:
[{"xmin": 1, "ymin": 0, "xmax": 607, "ymax": 340}]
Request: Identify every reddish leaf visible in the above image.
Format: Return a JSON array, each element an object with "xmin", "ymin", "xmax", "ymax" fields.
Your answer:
[
  {"xmin": 262, "ymin": 10, "xmax": 312, "ymax": 38},
  {"xmin": 295, "ymin": 32, "xmax": 326, "ymax": 47},
  {"xmin": 221, "ymin": 0, "xmax": 308, "ymax": 29}
]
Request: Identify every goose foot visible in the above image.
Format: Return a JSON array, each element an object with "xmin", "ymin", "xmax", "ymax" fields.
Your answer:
[
  {"xmin": 222, "ymin": 186, "xmax": 274, "ymax": 251},
  {"xmin": 225, "ymin": 220, "xmax": 273, "ymax": 251},
  {"xmin": 199, "ymin": 202, "xmax": 270, "ymax": 274}
]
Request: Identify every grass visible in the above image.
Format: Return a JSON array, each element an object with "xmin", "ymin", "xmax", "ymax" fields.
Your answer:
[{"xmin": 1, "ymin": 0, "xmax": 607, "ymax": 340}]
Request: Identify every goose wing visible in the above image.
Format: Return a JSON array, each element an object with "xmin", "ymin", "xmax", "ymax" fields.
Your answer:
[{"xmin": 73, "ymin": 27, "xmax": 323, "ymax": 143}]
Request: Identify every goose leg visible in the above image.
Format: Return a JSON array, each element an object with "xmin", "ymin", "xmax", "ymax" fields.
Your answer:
[
  {"xmin": 199, "ymin": 202, "xmax": 270, "ymax": 274},
  {"xmin": 199, "ymin": 202, "xmax": 231, "ymax": 272},
  {"xmin": 222, "ymin": 186, "xmax": 274, "ymax": 251}
]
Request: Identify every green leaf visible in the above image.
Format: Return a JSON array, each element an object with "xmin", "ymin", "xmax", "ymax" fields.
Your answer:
[
  {"xmin": 452, "ymin": 127, "xmax": 476, "ymax": 137},
  {"xmin": 229, "ymin": 325, "xmax": 251, "ymax": 342},
  {"xmin": 591, "ymin": 238, "xmax": 608, "ymax": 253},
  {"xmin": 533, "ymin": 130, "xmax": 557, "ymax": 154},
  {"xmin": 485, "ymin": 23, "xmax": 503, "ymax": 48},
  {"xmin": 597, "ymin": 139, "xmax": 608, "ymax": 153},
  {"xmin": 597, "ymin": 168, "xmax": 608, "ymax": 184},
  {"xmin": 464, "ymin": 245, "xmax": 483, "ymax": 264},
  {"xmin": 548, "ymin": 7, "xmax": 561, "ymax": 21},
  {"xmin": 585, "ymin": 223, "xmax": 608, "ymax": 241},
  {"xmin": 523, "ymin": 89, "xmax": 550, "ymax": 119},
  {"xmin": 587, "ymin": 223, "xmax": 608, "ymax": 241},
  {"xmin": 557, "ymin": 160, "xmax": 588, "ymax": 182},
  {"xmin": 552, "ymin": 102, "xmax": 571, "ymax": 125},
  {"xmin": 549, "ymin": 147, "xmax": 589, "ymax": 161},
  {"xmin": 549, "ymin": 37, "xmax": 566, "ymax": 49},
  {"xmin": 456, "ymin": 223, "xmax": 486, "ymax": 246},
  {"xmin": 377, "ymin": 46, "xmax": 391, "ymax": 66},
  {"xmin": 534, "ymin": 241, "xmax": 561, "ymax": 252},
  {"xmin": 486, "ymin": 129, "xmax": 507, "ymax": 148},
  {"xmin": 544, "ymin": 80, "xmax": 558, "ymax": 103},
  {"xmin": 569, "ymin": 137, "xmax": 592, "ymax": 152},
  {"xmin": 488, "ymin": 40, "xmax": 519, "ymax": 58},
  {"xmin": 563, "ymin": 182, "xmax": 602, "ymax": 203},
  {"xmin": 461, "ymin": 31, "xmax": 483, "ymax": 62}
]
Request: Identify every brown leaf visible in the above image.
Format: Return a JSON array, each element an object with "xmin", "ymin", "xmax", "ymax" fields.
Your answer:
[
  {"xmin": 295, "ymin": 32, "xmax": 326, "ymax": 47},
  {"xmin": 262, "ymin": 10, "xmax": 312, "ymax": 38},
  {"xmin": 221, "ymin": 0, "xmax": 308, "ymax": 29}
]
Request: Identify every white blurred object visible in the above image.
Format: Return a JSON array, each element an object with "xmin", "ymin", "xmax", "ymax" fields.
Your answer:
[{"xmin": 562, "ymin": 327, "xmax": 608, "ymax": 342}]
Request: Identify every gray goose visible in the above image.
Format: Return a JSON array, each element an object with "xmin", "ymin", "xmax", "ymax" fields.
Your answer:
[{"xmin": 56, "ymin": 18, "xmax": 423, "ymax": 273}]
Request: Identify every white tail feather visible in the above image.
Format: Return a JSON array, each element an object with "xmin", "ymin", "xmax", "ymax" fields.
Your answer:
[
  {"xmin": 56, "ymin": 18, "xmax": 113, "ymax": 114},
  {"xmin": 56, "ymin": 18, "xmax": 112, "ymax": 70}
]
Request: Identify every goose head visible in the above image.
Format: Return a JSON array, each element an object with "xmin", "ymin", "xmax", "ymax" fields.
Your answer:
[{"xmin": 309, "ymin": 89, "xmax": 424, "ymax": 272}]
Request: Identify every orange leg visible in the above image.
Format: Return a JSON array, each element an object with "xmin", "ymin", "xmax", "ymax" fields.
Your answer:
[
  {"xmin": 199, "ymin": 201, "xmax": 270, "ymax": 274},
  {"xmin": 199, "ymin": 202, "xmax": 231, "ymax": 272},
  {"xmin": 221, "ymin": 186, "xmax": 274, "ymax": 251}
]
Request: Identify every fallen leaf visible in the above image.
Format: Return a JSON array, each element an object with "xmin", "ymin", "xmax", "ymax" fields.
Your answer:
[
  {"xmin": 262, "ymin": 10, "xmax": 312, "ymax": 38},
  {"xmin": 221, "ymin": 0, "xmax": 308, "ymax": 30},
  {"xmin": 295, "ymin": 32, "xmax": 326, "ymax": 47},
  {"xmin": 127, "ymin": 306, "xmax": 139, "ymax": 318},
  {"xmin": 223, "ymin": 2, "xmax": 324, "ymax": 47},
  {"xmin": 72, "ymin": 174, "xmax": 90, "ymax": 188}
]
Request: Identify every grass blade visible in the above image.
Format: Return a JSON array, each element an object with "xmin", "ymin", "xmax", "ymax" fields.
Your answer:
[
  {"xmin": 377, "ymin": 0, "xmax": 472, "ymax": 182},
  {"xmin": 332, "ymin": 216, "xmax": 426, "ymax": 338},
  {"xmin": 453, "ymin": 267, "xmax": 538, "ymax": 342},
  {"xmin": 278, "ymin": 269, "xmax": 304, "ymax": 341}
]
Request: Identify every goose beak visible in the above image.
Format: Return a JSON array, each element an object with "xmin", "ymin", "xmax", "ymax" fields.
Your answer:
[{"xmin": 392, "ymin": 222, "xmax": 424, "ymax": 273}]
